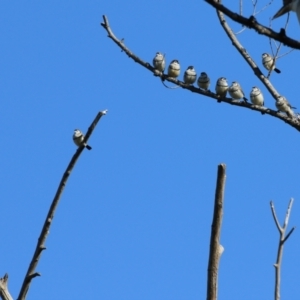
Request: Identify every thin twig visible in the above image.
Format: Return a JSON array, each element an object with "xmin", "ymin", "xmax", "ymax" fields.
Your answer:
[
  {"xmin": 207, "ymin": 164, "xmax": 226, "ymax": 300},
  {"xmin": 270, "ymin": 199, "xmax": 295, "ymax": 300},
  {"xmin": 204, "ymin": 0, "xmax": 300, "ymax": 49},
  {"xmin": 255, "ymin": 0, "xmax": 273, "ymax": 15},
  {"xmin": 17, "ymin": 110, "xmax": 108, "ymax": 300},
  {"xmin": 100, "ymin": 15, "xmax": 300, "ymax": 132},
  {"xmin": 0, "ymin": 274, "xmax": 13, "ymax": 300}
]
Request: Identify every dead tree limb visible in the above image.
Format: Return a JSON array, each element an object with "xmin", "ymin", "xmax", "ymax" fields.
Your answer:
[
  {"xmin": 207, "ymin": 164, "xmax": 226, "ymax": 300},
  {"xmin": 0, "ymin": 274, "xmax": 13, "ymax": 300},
  {"xmin": 270, "ymin": 199, "xmax": 295, "ymax": 300},
  {"xmin": 17, "ymin": 109, "xmax": 108, "ymax": 300}
]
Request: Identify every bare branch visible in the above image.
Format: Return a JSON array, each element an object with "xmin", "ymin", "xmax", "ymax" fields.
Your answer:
[
  {"xmin": 283, "ymin": 198, "xmax": 294, "ymax": 228},
  {"xmin": 204, "ymin": 0, "xmax": 300, "ymax": 49},
  {"xmin": 270, "ymin": 201, "xmax": 281, "ymax": 233},
  {"xmin": 207, "ymin": 164, "xmax": 226, "ymax": 300},
  {"xmin": 100, "ymin": 15, "xmax": 300, "ymax": 132},
  {"xmin": 270, "ymin": 199, "xmax": 295, "ymax": 300},
  {"xmin": 283, "ymin": 226, "xmax": 295, "ymax": 244},
  {"xmin": 0, "ymin": 274, "xmax": 13, "ymax": 300},
  {"xmin": 17, "ymin": 110, "xmax": 108, "ymax": 300}
]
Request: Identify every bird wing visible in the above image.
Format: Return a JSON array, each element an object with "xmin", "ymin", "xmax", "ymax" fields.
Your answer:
[
  {"xmin": 296, "ymin": 1, "xmax": 300, "ymax": 23},
  {"xmin": 273, "ymin": 1, "xmax": 294, "ymax": 19}
]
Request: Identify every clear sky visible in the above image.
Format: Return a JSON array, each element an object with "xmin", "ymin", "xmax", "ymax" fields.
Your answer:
[{"xmin": 1, "ymin": 1, "xmax": 299, "ymax": 299}]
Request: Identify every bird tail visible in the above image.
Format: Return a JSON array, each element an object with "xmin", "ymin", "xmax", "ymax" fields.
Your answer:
[
  {"xmin": 86, "ymin": 144, "xmax": 92, "ymax": 150},
  {"xmin": 274, "ymin": 68, "xmax": 281, "ymax": 74}
]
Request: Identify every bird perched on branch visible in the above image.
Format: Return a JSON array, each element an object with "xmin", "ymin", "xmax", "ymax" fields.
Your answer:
[
  {"xmin": 73, "ymin": 129, "xmax": 92, "ymax": 150},
  {"xmin": 153, "ymin": 52, "xmax": 165, "ymax": 73},
  {"xmin": 168, "ymin": 60, "xmax": 180, "ymax": 78},
  {"xmin": 262, "ymin": 53, "xmax": 281, "ymax": 74},
  {"xmin": 229, "ymin": 81, "xmax": 248, "ymax": 102},
  {"xmin": 197, "ymin": 72, "xmax": 210, "ymax": 90},
  {"xmin": 250, "ymin": 87, "xmax": 264, "ymax": 106},
  {"xmin": 276, "ymin": 96, "xmax": 295, "ymax": 118},
  {"xmin": 183, "ymin": 66, "xmax": 197, "ymax": 85},
  {"xmin": 272, "ymin": 0, "xmax": 300, "ymax": 24},
  {"xmin": 215, "ymin": 77, "xmax": 228, "ymax": 98}
]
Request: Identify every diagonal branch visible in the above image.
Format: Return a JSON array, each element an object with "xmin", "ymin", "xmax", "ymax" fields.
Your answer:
[
  {"xmin": 204, "ymin": 0, "xmax": 300, "ymax": 49},
  {"xmin": 101, "ymin": 15, "xmax": 300, "ymax": 132},
  {"xmin": 17, "ymin": 110, "xmax": 108, "ymax": 300},
  {"xmin": 0, "ymin": 274, "xmax": 13, "ymax": 300},
  {"xmin": 207, "ymin": 164, "xmax": 226, "ymax": 300},
  {"xmin": 216, "ymin": 6, "xmax": 281, "ymax": 98},
  {"xmin": 270, "ymin": 198, "xmax": 295, "ymax": 300}
]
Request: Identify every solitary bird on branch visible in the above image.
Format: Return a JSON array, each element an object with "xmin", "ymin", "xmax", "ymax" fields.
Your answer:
[
  {"xmin": 262, "ymin": 53, "xmax": 281, "ymax": 74},
  {"xmin": 73, "ymin": 129, "xmax": 92, "ymax": 150}
]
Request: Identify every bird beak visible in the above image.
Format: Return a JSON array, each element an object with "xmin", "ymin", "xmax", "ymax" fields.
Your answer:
[{"xmin": 272, "ymin": 3, "xmax": 293, "ymax": 20}]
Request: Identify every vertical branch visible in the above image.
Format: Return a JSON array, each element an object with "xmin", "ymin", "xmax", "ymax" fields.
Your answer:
[
  {"xmin": 17, "ymin": 110, "xmax": 108, "ymax": 300},
  {"xmin": 207, "ymin": 164, "xmax": 226, "ymax": 300},
  {"xmin": 0, "ymin": 274, "xmax": 13, "ymax": 300},
  {"xmin": 270, "ymin": 199, "xmax": 295, "ymax": 300}
]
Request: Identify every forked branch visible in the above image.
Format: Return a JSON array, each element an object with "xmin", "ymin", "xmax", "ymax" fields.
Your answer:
[
  {"xmin": 17, "ymin": 110, "xmax": 108, "ymax": 300},
  {"xmin": 207, "ymin": 164, "xmax": 226, "ymax": 300},
  {"xmin": 101, "ymin": 15, "xmax": 300, "ymax": 132},
  {"xmin": 270, "ymin": 199, "xmax": 295, "ymax": 300}
]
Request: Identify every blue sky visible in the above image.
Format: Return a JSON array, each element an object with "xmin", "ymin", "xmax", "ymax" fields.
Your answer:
[{"xmin": 1, "ymin": 1, "xmax": 300, "ymax": 299}]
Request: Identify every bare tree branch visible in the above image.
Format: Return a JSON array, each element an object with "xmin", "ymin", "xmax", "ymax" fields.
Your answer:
[
  {"xmin": 204, "ymin": 0, "xmax": 300, "ymax": 49},
  {"xmin": 207, "ymin": 164, "xmax": 226, "ymax": 300},
  {"xmin": 17, "ymin": 110, "xmax": 108, "ymax": 300},
  {"xmin": 100, "ymin": 15, "xmax": 300, "ymax": 132},
  {"xmin": 0, "ymin": 274, "xmax": 13, "ymax": 300},
  {"xmin": 270, "ymin": 199, "xmax": 295, "ymax": 300}
]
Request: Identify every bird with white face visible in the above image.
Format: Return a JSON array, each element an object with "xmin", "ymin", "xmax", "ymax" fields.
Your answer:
[
  {"xmin": 228, "ymin": 81, "xmax": 248, "ymax": 101},
  {"xmin": 262, "ymin": 53, "xmax": 281, "ymax": 74},
  {"xmin": 215, "ymin": 77, "xmax": 228, "ymax": 98},
  {"xmin": 276, "ymin": 96, "xmax": 295, "ymax": 118},
  {"xmin": 197, "ymin": 72, "xmax": 210, "ymax": 90},
  {"xmin": 183, "ymin": 66, "xmax": 197, "ymax": 85},
  {"xmin": 250, "ymin": 87, "xmax": 264, "ymax": 106},
  {"xmin": 153, "ymin": 52, "xmax": 165, "ymax": 73},
  {"xmin": 273, "ymin": 0, "xmax": 300, "ymax": 24},
  {"xmin": 167, "ymin": 60, "xmax": 180, "ymax": 78},
  {"xmin": 73, "ymin": 129, "xmax": 92, "ymax": 150}
]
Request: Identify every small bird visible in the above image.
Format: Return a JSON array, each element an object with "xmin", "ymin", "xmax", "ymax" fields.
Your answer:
[
  {"xmin": 250, "ymin": 87, "xmax": 264, "ymax": 106},
  {"xmin": 215, "ymin": 77, "xmax": 228, "ymax": 98},
  {"xmin": 168, "ymin": 60, "xmax": 180, "ymax": 78},
  {"xmin": 153, "ymin": 52, "xmax": 165, "ymax": 73},
  {"xmin": 228, "ymin": 81, "xmax": 248, "ymax": 101},
  {"xmin": 183, "ymin": 66, "xmax": 197, "ymax": 85},
  {"xmin": 272, "ymin": 0, "xmax": 300, "ymax": 24},
  {"xmin": 197, "ymin": 72, "xmax": 210, "ymax": 90},
  {"xmin": 276, "ymin": 96, "xmax": 295, "ymax": 118},
  {"xmin": 73, "ymin": 129, "xmax": 92, "ymax": 150},
  {"xmin": 262, "ymin": 53, "xmax": 281, "ymax": 74}
]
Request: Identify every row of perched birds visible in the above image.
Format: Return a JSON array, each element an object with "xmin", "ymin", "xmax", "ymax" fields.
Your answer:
[{"xmin": 153, "ymin": 52, "xmax": 296, "ymax": 118}]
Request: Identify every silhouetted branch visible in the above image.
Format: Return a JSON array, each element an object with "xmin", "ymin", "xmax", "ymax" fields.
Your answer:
[
  {"xmin": 0, "ymin": 274, "xmax": 13, "ymax": 300},
  {"xmin": 270, "ymin": 199, "xmax": 295, "ymax": 300},
  {"xmin": 204, "ymin": 0, "xmax": 300, "ymax": 49},
  {"xmin": 100, "ymin": 15, "xmax": 300, "ymax": 132},
  {"xmin": 207, "ymin": 164, "xmax": 226, "ymax": 300},
  {"xmin": 17, "ymin": 110, "xmax": 108, "ymax": 300}
]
